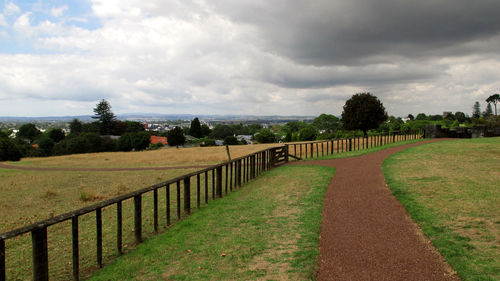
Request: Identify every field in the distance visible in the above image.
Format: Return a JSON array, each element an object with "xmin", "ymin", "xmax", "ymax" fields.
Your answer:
[
  {"xmin": 384, "ymin": 138, "xmax": 499, "ymax": 281},
  {"xmin": 4, "ymin": 143, "xmax": 281, "ymax": 169},
  {"xmin": 0, "ymin": 143, "xmax": 280, "ymax": 232}
]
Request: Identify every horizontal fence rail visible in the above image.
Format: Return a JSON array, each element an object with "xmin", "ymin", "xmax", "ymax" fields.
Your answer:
[{"xmin": 0, "ymin": 132, "xmax": 422, "ymax": 281}]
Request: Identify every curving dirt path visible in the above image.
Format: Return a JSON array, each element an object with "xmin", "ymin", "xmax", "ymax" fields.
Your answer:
[
  {"xmin": 289, "ymin": 139, "xmax": 460, "ymax": 281},
  {"xmin": 0, "ymin": 163, "xmax": 213, "ymax": 171}
]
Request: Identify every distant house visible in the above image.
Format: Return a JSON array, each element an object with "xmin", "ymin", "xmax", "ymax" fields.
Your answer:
[
  {"xmin": 150, "ymin": 135, "xmax": 168, "ymax": 145},
  {"xmin": 236, "ymin": 135, "xmax": 253, "ymax": 144}
]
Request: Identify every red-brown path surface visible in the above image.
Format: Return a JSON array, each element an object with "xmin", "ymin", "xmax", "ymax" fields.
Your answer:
[{"xmin": 289, "ymin": 139, "xmax": 460, "ymax": 281}]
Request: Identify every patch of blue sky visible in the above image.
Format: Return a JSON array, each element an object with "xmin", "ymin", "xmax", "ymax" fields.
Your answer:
[
  {"xmin": 0, "ymin": 0, "xmax": 101, "ymax": 54},
  {"xmin": 11, "ymin": 0, "xmax": 101, "ymax": 29}
]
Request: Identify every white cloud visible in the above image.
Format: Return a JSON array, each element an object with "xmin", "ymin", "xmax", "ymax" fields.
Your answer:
[
  {"xmin": 13, "ymin": 12, "xmax": 32, "ymax": 35},
  {"xmin": 0, "ymin": 13, "xmax": 8, "ymax": 27},
  {"xmin": 50, "ymin": 5, "xmax": 68, "ymax": 18},
  {"xmin": 1, "ymin": 0, "xmax": 500, "ymax": 117},
  {"xmin": 3, "ymin": 2, "xmax": 21, "ymax": 16}
]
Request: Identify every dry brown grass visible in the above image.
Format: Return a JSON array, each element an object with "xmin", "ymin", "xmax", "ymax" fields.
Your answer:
[{"xmin": 5, "ymin": 143, "xmax": 281, "ymax": 168}]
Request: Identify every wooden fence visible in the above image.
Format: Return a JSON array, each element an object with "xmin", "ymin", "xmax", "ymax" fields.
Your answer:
[
  {"xmin": 288, "ymin": 132, "xmax": 422, "ymax": 160},
  {"xmin": 0, "ymin": 132, "xmax": 421, "ymax": 281}
]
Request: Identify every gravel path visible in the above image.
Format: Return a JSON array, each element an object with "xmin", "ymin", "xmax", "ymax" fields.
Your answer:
[{"xmin": 290, "ymin": 139, "xmax": 460, "ymax": 281}]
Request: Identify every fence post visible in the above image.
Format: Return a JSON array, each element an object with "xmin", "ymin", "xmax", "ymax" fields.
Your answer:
[
  {"xmin": 197, "ymin": 174, "xmax": 201, "ymax": 208},
  {"xmin": 96, "ymin": 208, "xmax": 102, "ymax": 268},
  {"xmin": 250, "ymin": 155, "xmax": 256, "ymax": 179},
  {"xmin": 32, "ymin": 226, "xmax": 49, "ymax": 281},
  {"xmin": 261, "ymin": 151, "xmax": 266, "ymax": 172},
  {"xmin": 184, "ymin": 177, "xmax": 191, "ymax": 214},
  {"xmin": 285, "ymin": 145, "xmax": 289, "ymax": 163},
  {"xmin": 72, "ymin": 216, "xmax": 79, "ymax": 281},
  {"xmin": 216, "ymin": 166, "xmax": 223, "ymax": 197},
  {"xmin": 237, "ymin": 159, "xmax": 242, "ymax": 187},
  {"xmin": 134, "ymin": 195, "xmax": 142, "ymax": 244},
  {"xmin": 153, "ymin": 189, "xmax": 158, "ymax": 233},
  {"xmin": 117, "ymin": 201, "xmax": 123, "ymax": 254},
  {"xmin": 0, "ymin": 238, "xmax": 6, "ymax": 281},
  {"xmin": 1, "ymin": 238, "xmax": 5, "ymax": 281}
]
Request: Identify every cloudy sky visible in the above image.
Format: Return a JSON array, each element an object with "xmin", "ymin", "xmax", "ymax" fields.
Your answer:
[{"xmin": 1, "ymin": 0, "xmax": 500, "ymax": 117}]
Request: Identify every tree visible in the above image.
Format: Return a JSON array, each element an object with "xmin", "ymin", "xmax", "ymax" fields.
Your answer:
[
  {"xmin": 92, "ymin": 99, "xmax": 116, "ymax": 135},
  {"xmin": 486, "ymin": 94, "xmax": 500, "ymax": 115},
  {"xmin": 223, "ymin": 135, "xmax": 239, "ymax": 145},
  {"xmin": 454, "ymin": 111, "xmax": 467, "ymax": 123},
  {"xmin": 125, "ymin": 121, "xmax": 145, "ymax": 133},
  {"xmin": 472, "ymin": 101, "xmax": 481, "ymax": 118},
  {"xmin": 407, "ymin": 114, "xmax": 415, "ymax": 121},
  {"xmin": 0, "ymin": 135, "xmax": 22, "ymax": 161},
  {"xmin": 35, "ymin": 135, "xmax": 55, "ymax": 156},
  {"xmin": 47, "ymin": 128, "xmax": 65, "ymax": 143},
  {"xmin": 312, "ymin": 114, "xmax": 341, "ymax": 133},
  {"xmin": 16, "ymin": 123, "xmax": 41, "ymax": 143},
  {"xmin": 189, "ymin": 118, "xmax": 202, "ymax": 138},
  {"xmin": 167, "ymin": 127, "xmax": 186, "ymax": 146},
  {"xmin": 69, "ymin": 119, "xmax": 83, "ymax": 135},
  {"xmin": 211, "ymin": 124, "xmax": 234, "ymax": 139},
  {"xmin": 484, "ymin": 103, "xmax": 493, "ymax": 117},
  {"xmin": 118, "ymin": 132, "xmax": 150, "ymax": 151},
  {"xmin": 415, "ymin": 113, "xmax": 427, "ymax": 120},
  {"xmin": 253, "ymin": 128, "xmax": 276, "ymax": 143},
  {"xmin": 341, "ymin": 93, "xmax": 388, "ymax": 135},
  {"xmin": 298, "ymin": 125, "xmax": 319, "ymax": 141},
  {"xmin": 200, "ymin": 124, "xmax": 212, "ymax": 137}
]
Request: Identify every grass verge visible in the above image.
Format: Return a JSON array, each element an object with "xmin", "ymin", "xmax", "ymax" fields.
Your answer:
[
  {"xmin": 383, "ymin": 138, "xmax": 499, "ymax": 281},
  {"xmin": 88, "ymin": 165, "xmax": 334, "ymax": 281}
]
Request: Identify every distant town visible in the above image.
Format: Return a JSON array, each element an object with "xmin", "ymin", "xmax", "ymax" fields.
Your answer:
[{"xmin": 0, "ymin": 114, "xmax": 316, "ymax": 134}]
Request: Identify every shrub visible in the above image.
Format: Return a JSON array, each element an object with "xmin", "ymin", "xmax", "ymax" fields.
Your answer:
[
  {"xmin": 0, "ymin": 136, "xmax": 22, "ymax": 161},
  {"xmin": 254, "ymin": 128, "xmax": 276, "ymax": 143},
  {"xmin": 223, "ymin": 135, "xmax": 239, "ymax": 145}
]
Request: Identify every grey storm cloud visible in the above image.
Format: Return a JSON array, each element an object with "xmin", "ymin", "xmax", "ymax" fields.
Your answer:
[{"xmin": 210, "ymin": 0, "xmax": 500, "ymax": 65}]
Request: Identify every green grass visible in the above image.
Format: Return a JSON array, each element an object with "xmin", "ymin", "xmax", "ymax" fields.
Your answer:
[
  {"xmin": 383, "ymin": 138, "xmax": 500, "ymax": 281},
  {"xmin": 88, "ymin": 165, "xmax": 335, "ymax": 281}
]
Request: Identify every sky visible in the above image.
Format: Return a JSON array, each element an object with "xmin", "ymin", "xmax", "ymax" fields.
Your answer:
[{"xmin": 1, "ymin": 0, "xmax": 500, "ymax": 117}]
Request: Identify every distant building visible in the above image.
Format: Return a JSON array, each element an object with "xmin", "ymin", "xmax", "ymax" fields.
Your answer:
[
  {"xmin": 150, "ymin": 136, "xmax": 168, "ymax": 145},
  {"xmin": 236, "ymin": 135, "xmax": 253, "ymax": 144}
]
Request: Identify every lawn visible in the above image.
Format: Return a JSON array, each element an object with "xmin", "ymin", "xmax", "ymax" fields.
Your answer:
[
  {"xmin": 384, "ymin": 137, "xmax": 500, "ymax": 281},
  {"xmin": 88, "ymin": 165, "xmax": 335, "ymax": 281}
]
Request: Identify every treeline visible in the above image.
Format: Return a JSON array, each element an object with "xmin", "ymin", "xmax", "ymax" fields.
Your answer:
[{"xmin": 0, "ymin": 119, "xmax": 152, "ymax": 161}]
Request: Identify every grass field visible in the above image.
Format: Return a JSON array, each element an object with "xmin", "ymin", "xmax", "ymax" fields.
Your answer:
[
  {"xmin": 3, "ymin": 143, "xmax": 281, "ymax": 168},
  {"xmin": 384, "ymin": 138, "xmax": 500, "ymax": 281},
  {"xmin": 0, "ymin": 136, "xmax": 418, "ymax": 279},
  {"xmin": 87, "ymin": 165, "xmax": 334, "ymax": 281}
]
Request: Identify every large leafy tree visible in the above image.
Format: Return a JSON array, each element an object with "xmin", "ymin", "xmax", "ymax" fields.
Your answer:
[
  {"xmin": 341, "ymin": 93, "xmax": 388, "ymax": 135},
  {"xmin": 486, "ymin": 94, "xmax": 500, "ymax": 115},
  {"xmin": 312, "ymin": 114, "xmax": 341, "ymax": 133},
  {"xmin": 189, "ymin": 117, "xmax": 202, "ymax": 138},
  {"xmin": 92, "ymin": 99, "xmax": 116, "ymax": 135},
  {"xmin": 167, "ymin": 126, "xmax": 186, "ymax": 147},
  {"xmin": 253, "ymin": 128, "xmax": 276, "ymax": 143},
  {"xmin": 16, "ymin": 123, "xmax": 41, "ymax": 143}
]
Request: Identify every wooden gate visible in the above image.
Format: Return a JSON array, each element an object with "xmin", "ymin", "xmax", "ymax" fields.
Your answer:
[{"xmin": 270, "ymin": 146, "xmax": 289, "ymax": 167}]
